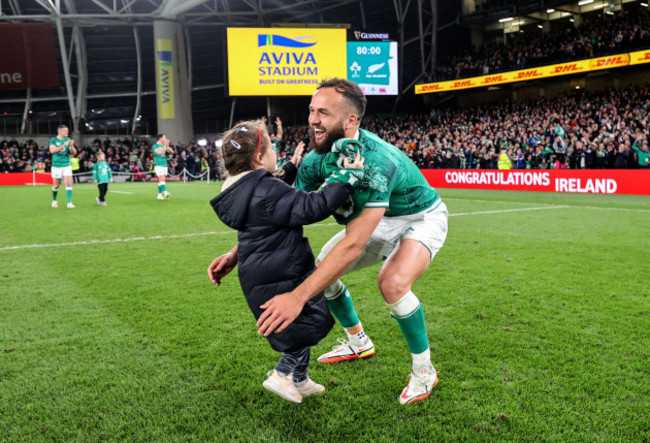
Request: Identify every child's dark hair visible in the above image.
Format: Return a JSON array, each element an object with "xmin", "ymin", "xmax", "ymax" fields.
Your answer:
[{"xmin": 221, "ymin": 120, "xmax": 269, "ymax": 175}]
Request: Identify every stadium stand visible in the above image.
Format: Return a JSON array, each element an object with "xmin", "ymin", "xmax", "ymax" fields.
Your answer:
[
  {"xmin": 435, "ymin": 4, "xmax": 650, "ymax": 81},
  {"xmin": 7, "ymin": 82, "xmax": 647, "ymax": 175}
]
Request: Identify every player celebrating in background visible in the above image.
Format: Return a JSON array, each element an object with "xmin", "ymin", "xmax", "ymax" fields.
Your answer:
[
  {"xmin": 93, "ymin": 151, "xmax": 113, "ymax": 206},
  {"xmin": 153, "ymin": 134, "xmax": 174, "ymax": 200},
  {"xmin": 49, "ymin": 125, "xmax": 77, "ymax": 208}
]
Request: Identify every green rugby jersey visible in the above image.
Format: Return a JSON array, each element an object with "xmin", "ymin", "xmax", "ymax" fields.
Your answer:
[
  {"xmin": 295, "ymin": 129, "xmax": 441, "ymax": 224},
  {"xmin": 153, "ymin": 143, "xmax": 168, "ymax": 167},
  {"xmin": 49, "ymin": 137, "xmax": 72, "ymax": 168},
  {"xmin": 93, "ymin": 161, "xmax": 113, "ymax": 184}
]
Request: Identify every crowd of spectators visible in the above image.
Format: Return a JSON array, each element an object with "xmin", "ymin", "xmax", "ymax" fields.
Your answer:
[
  {"xmin": 0, "ymin": 135, "xmax": 225, "ymax": 180},
  {"xmin": 2, "ymin": 85, "xmax": 649, "ymax": 175},
  {"xmin": 360, "ymin": 85, "xmax": 650, "ymax": 170},
  {"xmin": 434, "ymin": 5, "xmax": 650, "ymax": 81}
]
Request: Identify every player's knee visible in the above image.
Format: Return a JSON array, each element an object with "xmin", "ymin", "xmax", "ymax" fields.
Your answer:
[{"xmin": 377, "ymin": 272, "xmax": 411, "ymax": 300}]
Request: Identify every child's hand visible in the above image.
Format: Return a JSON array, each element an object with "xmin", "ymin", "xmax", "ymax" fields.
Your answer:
[
  {"xmin": 290, "ymin": 141, "xmax": 305, "ymax": 167},
  {"xmin": 207, "ymin": 252, "xmax": 237, "ymax": 286},
  {"xmin": 344, "ymin": 153, "xmax": 364, "ymax": 169}
]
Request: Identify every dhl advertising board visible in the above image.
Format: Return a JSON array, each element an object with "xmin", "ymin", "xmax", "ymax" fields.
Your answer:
[
  {"xmin": 629, "ymin": 49, "xmax": 650, "ymax": 65},
  {"xmin": 415, "ymin": 53, "xmax": 637, "ymax": 94},
  {"xmin": 227, "ymin": 28, "xmax": 347, "ymax": 96}
]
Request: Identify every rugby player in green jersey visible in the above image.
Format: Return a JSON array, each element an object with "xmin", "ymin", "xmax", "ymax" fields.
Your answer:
[
  {"xmin": 153, "ymin": 134, "xmax": 174, "ymax": 200},
  {"xmin": 49, "ymin": 125, "xmax": 77, "ymax": 208},
  {"xmin": 209, "ymin": 78, "xmax": 448, "ymax": 405}
]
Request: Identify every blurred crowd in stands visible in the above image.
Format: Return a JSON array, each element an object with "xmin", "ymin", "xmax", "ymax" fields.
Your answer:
[
  {"xmin": 0, "ymin": 136, "xmax": 226, "ymax": 180},
  {"xmin": 2, "ymin": 85, "xmax": 649, "ymax": 175},
  {"xmin": 433, "ymin": 5, "xmax": 650, "ymax": 81}
]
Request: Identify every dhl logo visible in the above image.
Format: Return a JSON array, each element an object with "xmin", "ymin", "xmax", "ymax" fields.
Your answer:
[
  {"xmin": 516, "ymin": 70, "xmax": 542, "ymax": 79},
  {"xmin": 595, "ymin": 56, "xmax": 625, "ymax": 67},
  {"xmin": 417, "ymin": 84, "xmax": 443, "ymax": 92},
  {"xmin": 642, "ymin": 52, "xmax": 650, "ymax": 60},
  {"xmin": 482, "ymin": 75, "xmax": 506, "ymax": 84},
  {"xmin": 552, "ymin": 64, "xmax": 581, "ymax": 74},
  {"xmin": 453, "ymin": 80, "xmax": 473, "ymax": 88}
]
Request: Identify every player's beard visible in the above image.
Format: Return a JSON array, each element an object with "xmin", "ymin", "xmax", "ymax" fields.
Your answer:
[{"xmin": 309, "ymin": 120, "xmax": 347, "ymax": 155}]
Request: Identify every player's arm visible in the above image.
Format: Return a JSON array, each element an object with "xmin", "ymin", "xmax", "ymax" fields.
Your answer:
[
  {"xmin": 154, "ymin": 146, "xmax": 166, "ymax": 156},
  {"xmin": 49, "ymin": 142, "xmax": 66, "ymax": 154},
  {"xmin": 256, "ymin": 207, "xmax": 385, "ymax": 336},
  {"xmin": 69, "ymin": 140, "xmax": 77, "ymax": 156},
  {"xmin": 207, "ymin": 245, "xmax": 239, "ymax": 286}
]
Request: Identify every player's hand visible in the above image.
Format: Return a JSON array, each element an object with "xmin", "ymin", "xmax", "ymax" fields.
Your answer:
[
  {"xmin": 257, "ymin": 292, "xmax": 304, "ymax": 336},
  {"xmin": 275, "ymin": 117, "xmax": 282, "ymax": 126},
  {"xmin": 94, "ymin": 180, "xmax": 97, "ymax": 183},
  {"xmin": 344, "ymin": 153, "xmax": 364, "ymax": 169},
  {"xmin": 207, "ymin": 253, "xmax": 237, "ymax": 286},
  {"xmin": 290, "ymin": 141, "xmax": 305, "ymax": 167}
]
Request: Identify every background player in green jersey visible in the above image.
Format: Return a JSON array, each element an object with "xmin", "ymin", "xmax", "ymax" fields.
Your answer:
[
  {"xmin": 211, "ymin": 79, "xmax": 449, "ymax": 405},
  {"xmin": 153, "ymin": 134, "xmax": 175, "ymax": 200},
  {"xmin": 93, "ymin": 151, "xmax": 113, "ymax": 206},
  {"xmin": 49, "ymin": 125, "xmax": 77, "ymax": 208}
]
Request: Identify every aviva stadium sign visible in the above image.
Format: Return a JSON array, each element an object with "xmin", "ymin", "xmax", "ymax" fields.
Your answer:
[
  {"xmin": 227, "ymin": 28, "xmax": 347, "ymax": 96},
  {"xmin": 415, "ymin": 50, "xmax": 650, "ymax": 94}
]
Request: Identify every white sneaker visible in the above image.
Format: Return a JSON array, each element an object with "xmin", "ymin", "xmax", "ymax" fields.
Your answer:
[
  {"xmin": 262, "ymin": 370, "xmax": 302, "ymax": 403},
  {"xmin": 398, "ymin": 365, "xmax": 438, "ymax": 405},
  {"xmin": 66, "ymin": 203, "xmax": 75, "ymax": 209},
  {"xmin": 101, "ymin": 201, "xmax": 107, "ymax": 206},
  {"xmin": 295, "ymin": 377, "xmax": 325, "ymax": 397},
  {"xmin": 51, "ymin": 201, "xmax": 58, "ymax": 208},
  {"xmin": 163, "ymin": 191, "xmax": 170, "ymax": 199},
  {"xmin": 317, "ymin": 337, "xmax": 375, "ymax": 363},
  {"xmin": 96, "ymin": 197, "xmax": 101, "ymax": 206},
  {"xmin": 157, "ymin": 194, "xmax": 164, "ymax": 200}
]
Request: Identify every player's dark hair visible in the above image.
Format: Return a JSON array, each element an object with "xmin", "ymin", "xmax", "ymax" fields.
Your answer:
[
  {"xmin": 220, "ymin": 120, "xmax": 269, "ymax": 176},
  {"xmin": 57, "ymin": 125, "xmax": 68, "ymax": 130},
  {"xmin": 155, "ymin": 134, "xmax": 164, "ymax": 141},
  {"xmin": 317, "ymin": 77, "xmax": 367, "ymax": 122}
]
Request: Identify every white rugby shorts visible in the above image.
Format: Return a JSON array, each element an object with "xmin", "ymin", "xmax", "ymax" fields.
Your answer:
[
  {"xmin": 51, "ymin": 165, "xmax": 73, "ymax": 179},
  {"xmin": 154, "ymin": 166, "xmax": 168, "ymax": 177},
  {"xmin": 318, "ymin": 201, "xmax": 449, "ymax": 272}
]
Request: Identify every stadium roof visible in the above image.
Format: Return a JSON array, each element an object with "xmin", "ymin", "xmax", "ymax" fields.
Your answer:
[{"xmin": 1, "ymin": 0, "xmax": 460, "ymax": 137}]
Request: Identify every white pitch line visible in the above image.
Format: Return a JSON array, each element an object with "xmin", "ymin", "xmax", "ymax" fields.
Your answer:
[
  {"xmin": 0, "ymin": 206, "xmax": 566, "ymax": 251},
  {"xmin": 0, "ymin": 231, "xmax": 235, "ymax": 251},
  {"xmin": 110, "ymin": 190, "xmax": 133, "ymax": 194},
  {"xmin": 444, "ymin": 198, "xmax": 650, "ymax": 213},
  {"xmin": 450, "ymin": 205, "xmax": 568, "ymax": 216}
]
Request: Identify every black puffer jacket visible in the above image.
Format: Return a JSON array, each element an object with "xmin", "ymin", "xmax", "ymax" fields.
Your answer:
[{"xmin": 211, "ymin": 168, "xmax": 353, "ymax": 353}]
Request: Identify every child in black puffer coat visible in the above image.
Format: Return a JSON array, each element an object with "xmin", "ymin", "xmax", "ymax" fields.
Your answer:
[{"xmin": 209, "ymin": 120, "xmax": 364, "ymax": 403}]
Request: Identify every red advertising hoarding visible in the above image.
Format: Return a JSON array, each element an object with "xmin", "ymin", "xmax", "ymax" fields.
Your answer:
[
  {"xmin": 422, "ymin": 169, "xmax": 650, "ymax": 195},
  {"xmin": 0, "ymin": 173, "xmax": 53, "ymax": 186},
  {"xmin": 0, "ymin": 23, "xmax": 60, "ymax": 91}
]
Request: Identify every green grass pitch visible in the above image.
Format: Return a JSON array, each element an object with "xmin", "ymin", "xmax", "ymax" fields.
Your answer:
[{"xmin": 1, "ymin": 182, "xmax": 649, "ymax": 441}]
